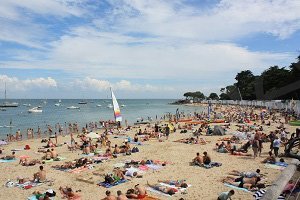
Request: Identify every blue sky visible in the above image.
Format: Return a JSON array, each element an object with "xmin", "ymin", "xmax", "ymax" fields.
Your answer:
[{"xmin": 0, "ymin": 0, "xmax": 299, "ymax": 99}]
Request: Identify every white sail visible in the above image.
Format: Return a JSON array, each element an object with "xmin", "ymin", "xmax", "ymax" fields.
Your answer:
[{"xmin": 110, "ymin": 88, "xmax": 122, "ymax": 122}]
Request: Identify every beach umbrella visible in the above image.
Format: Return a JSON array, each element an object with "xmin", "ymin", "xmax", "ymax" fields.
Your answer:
[
  {"xmin": 86, "ymin": 132, "xmax": 100, "ymax": 139},
  {"xmin": 0, "ymin": 140, "xmax": 8, "ymax": 145}
]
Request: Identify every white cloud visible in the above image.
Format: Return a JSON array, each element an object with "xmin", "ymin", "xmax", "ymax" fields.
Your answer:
[
  {"xmin": 73, "ymin": 77, "xmax": 174, "ymax": 92},
  {"xmin": 1, "ymin": 0, "xmax": 300, "ymax": 97},
  {"xmin": 0, "ymin": 75, "xmax": 57, "ymax": 91}
]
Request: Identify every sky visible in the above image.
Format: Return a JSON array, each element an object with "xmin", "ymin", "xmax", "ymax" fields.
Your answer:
[{"xmin": 0, "ymin": 0, "xmax": 300, "ymax": 99}]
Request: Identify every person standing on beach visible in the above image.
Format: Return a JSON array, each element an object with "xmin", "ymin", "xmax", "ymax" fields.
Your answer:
[
  {"xmin": 218, "ymin": 190, "xmax": 234, "ymax": 200},
  {"xmin": 165, "ymin": 125, "xmax": 170, "ymax": 140},
  {"xmin": 273, "ymin": 136, "xmax": 281, "ymax": 157},
  {"xmin": 252, "ymin": 137, "xmax": 259, "ymax": 159}
]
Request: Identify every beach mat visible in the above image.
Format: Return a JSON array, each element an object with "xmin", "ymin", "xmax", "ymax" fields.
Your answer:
[
  {"xmin": 98, "ymin": 179, "xmax": 127, "ymax": 188},
  {"xmin": 43, "ymin": 157, "xmax": 66, "ymax": 163},
  {"xmin": 82, "ymin": 153, "xmax": 95, "ymax": 157},
  {"xmin": 0, "ymin": 159, "xmax": 16, "ymax": 163},
  {"xmin": 224, "ymin": 183, "xmax": 251, "ymax": 193},
  {"xmin": 264, "ymin": 163, "xmax": 286, "ymax": 171},
  {"xmin": 146, "ymin": 187, "xmax": 172, "ymax": 197}
]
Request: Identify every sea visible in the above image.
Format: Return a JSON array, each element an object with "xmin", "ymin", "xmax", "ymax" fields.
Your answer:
[{"xmin": 0, "ymin": 99, "xmax": 205, "ymax": 139}]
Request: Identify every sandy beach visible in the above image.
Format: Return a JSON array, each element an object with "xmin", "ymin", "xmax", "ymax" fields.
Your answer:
[{"xmin": 0, "ymin": 105, "xmax": 298, "ymax": 200}]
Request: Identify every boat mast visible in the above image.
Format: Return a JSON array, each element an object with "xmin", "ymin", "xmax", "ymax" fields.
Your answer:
[{"xmin": 4, "ymin": 82, "xmax": 6, "ymax": 100}]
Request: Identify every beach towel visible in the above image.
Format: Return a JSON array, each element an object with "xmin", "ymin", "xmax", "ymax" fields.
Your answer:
[
  {"xmin": 264, "ymin": 163, "xmax": 286, "ymax": 171},
  {"xmin": 15, "ymin": 181, "xmax": 44, "ymax": 189},
  {"xmin": 253, "ymin": 189, "xmax": 285, "ymax": 200},
  {"xmin": 224, "ymin": 183, "xmax": 251, "ymax": 193},
  {"xmin": 11, "ymin": 148, "xmax": 23, "ymax": 151},
  {"xmin": 159, "ymin": 182, "xmax": 191, "ymax": 191},
  {"xmin": 147, "ymin": 187, "xmax": 172, "ymax": 197},
  {"xmin": 202, "ymin": 162, "xmax": 222, "ymax": 169},
  {"xmin": 43, "ymin": 156, "xmax": 66, "ymax": 163},
  {"xmin": 98, "ymin": 179, "xmax": 128, "ymax": 188},
  {"xmin": 82, "ymin": 153, "xmax": 95, "ymax": 157},
  {"xmin": 146, "ymin": 164, "xmax": 163, "ymax": 170},
  {"xmin": 0, "ymin": 159, "xmax": 16, "ymax": 163}
]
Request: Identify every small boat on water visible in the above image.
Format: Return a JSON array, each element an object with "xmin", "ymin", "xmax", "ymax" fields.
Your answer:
[
  {"xmin": 67, "ymin": 106, "xmax": 80, "ymax": 109},
  {"xmin": 107, "ymin": 104, "xmax": 113, "ymax": 108},
  {"xmin": 23, "ymin": 104, "xmax": 31, "ymax": 107},
  {"xmin": 28, "ymin": 107, "xmax": 43, "ymax": 113},
  {"xmin": 121, "ymin": 104, "xmax": 126, "ymax": 107},
  {"xmin": 0, "ymin": 83, "xmax": 19, "ymax": 108},
  {"xmin": 78, "ymin": 100, "xmax": 87, "ymax": 104},
  {"xmin": 54, "ymin": 103, "xmax": 60, "ymax": 106},
  {"xmin": 96, "ymin": 104, "xmax": 102, "ymax": 107}
]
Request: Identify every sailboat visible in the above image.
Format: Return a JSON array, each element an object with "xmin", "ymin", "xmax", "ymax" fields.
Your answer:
[
  {"xmin": 110, "ymin": 88, "xmax": 122, "ymax": 122},
  {"xmin": 0, "ymin": 82, "xmax": 19, "ymax": 107},
  {"xmin": 55, "ymin": 99, "xmax": 62, "ymax": 106}
]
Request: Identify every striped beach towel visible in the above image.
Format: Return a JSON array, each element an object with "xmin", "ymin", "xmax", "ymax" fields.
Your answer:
[{"xmin": 253, "ymin": 189, "xmax": 285, "ymax": 200}]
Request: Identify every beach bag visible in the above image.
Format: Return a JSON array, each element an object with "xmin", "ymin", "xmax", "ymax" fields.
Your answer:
[
  {"xmin": 25, "ymin": 145, "xmax": 30, "ymax": 150},
  {"xmin": 5, "ymin": 181, "xmax": 14, "ymax": 188}
]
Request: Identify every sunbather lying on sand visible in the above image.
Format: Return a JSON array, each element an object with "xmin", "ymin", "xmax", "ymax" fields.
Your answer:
[
  {"xmin": 19, "ymin": 158, "xmax": 41, "ymax": 166},
  {"xmin": 59, "ymin": 186, "xmax": 80, "ymax": 200},
  {"xmin": 230, "ymin": 150, "xmax": 252, "ymax": 156},
  {"xmin": 32, "ymin": 189, "xmax": 56, "ymax": 200},
  {"xmin": 126, "ymin": 184, "xmax": 147, "ymax": 199},
  {"xmin": 222, "ymin": 176, "xmax": 264, "ymax": 190},
  {"xmin": 1, "ymin": 151, "xmax": 16, "ymax": 160},
  {"xmin": 147, "ymin": 181, "xmax": 177, "ymax": 196},
  {"xmin": 261, "ymin": 151, "xmax": 276, "ymax": 164},
  {"xmin": 229, "ymin": 169, "xmax": 261, "ymax": 178},
  {"xmin": 157, "ymin": 180, "xmax": 188, "ymax": 188}
]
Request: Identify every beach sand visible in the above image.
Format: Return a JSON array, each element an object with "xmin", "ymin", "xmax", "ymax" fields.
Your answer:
[{"xmin": 0, "ymin": 107, "xmax": 298, "ymax": 200}]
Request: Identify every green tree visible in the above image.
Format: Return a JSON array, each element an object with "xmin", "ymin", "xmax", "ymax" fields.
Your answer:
[
  {"xmin": 208, "ymin": 93, "xmax": 219, "ymax": 100},
  {"xmin": 261, "ymin": 66, "xmax": 290, "ymax": 93},
  {"xmin": 235, "ymin": 70, "xmax": 256, "ymax": 100}
]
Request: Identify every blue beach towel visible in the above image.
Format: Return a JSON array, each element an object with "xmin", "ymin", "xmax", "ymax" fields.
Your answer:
[
  {"xmin": 0, "ymin": 159, "xmax": 16, "ymax": 163},
  {"xmin": 98, "ymin": 179, "xmax": 127, "ymax": 188},
  {"xmin": 224, "ymin": 183, "xmax": 251, "ymax": 193}
]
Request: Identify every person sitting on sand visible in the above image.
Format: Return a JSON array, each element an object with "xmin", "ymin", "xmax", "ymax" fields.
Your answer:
[
  {"xmin": 42, "ymin": 149, "xmax": 52, "ymax": 160},
  {"xmin": 230, "ymin": 149, "xmax": 252, "ymax": 156},
  {"xmin": 218, "ymin": 190, "xmax": 234, "ymax": 200},
  {"xmin": 113, "ymin": 168, "xmax": 126, "ymax": 181},
  {"xmin": 192, "ymin": 152, "xmax": 203, "ymax": 166},
  {"xmin": 228, "ymin": 169, "xmax": 261, "ymax": 178},
  {"xmin": 126, "ymin": 184, "xmax": 147, "ymax": 199},
  {"xmin": 261, "ymin": 151, "xmax": 276, "ymax": 164},
  {"xmin": 33, "ymin": 165, "xmax": 46, "ymax": 182},
  {"xmin": 117, "ymin": 190, "xmax": 128, "ymax": 200},
  {"xmin": 133, "ymin": 134, "xmax": 139, "ymax": 142},
  {"xmin": 1, "ymin": 151, "xmax": 16, "ymax": 160},
  {"xmin": 113, "ymin": 144, "xmax": 120, "ymax": 154},
  {"xmin": 146, "ymin": 182, "xmax": 177, "ymax": 196},
  {"xmin": 223, "ymin": 176, "xmax": 262, "ymax": 190},
  {"xmin": 59, "ymin": 186, "xmax": 80, "ymax": 200},
  {"xmin": 203, "ymin": 152, "xmax": 211, "ymax": 165},
  {"xmin": 50, "ymin": 148, "xmax": 58, "ymax": 159},
  {"xmin": 158, "ymin": 180, "xmax": 188, "ymax": 188},
  {"xmin": 102, "ymin": 190, "xmax": 117, "ymax": 200}
]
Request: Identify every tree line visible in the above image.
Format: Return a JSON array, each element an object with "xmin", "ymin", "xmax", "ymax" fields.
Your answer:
[{"xmin": 183, "ymin": 55, "xmax": 300, "ymax": 101}]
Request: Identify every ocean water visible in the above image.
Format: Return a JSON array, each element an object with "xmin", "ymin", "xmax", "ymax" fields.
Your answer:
[{"xmin": 0, "ymin": 99, "xmax": 205, "ymax": 138}]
